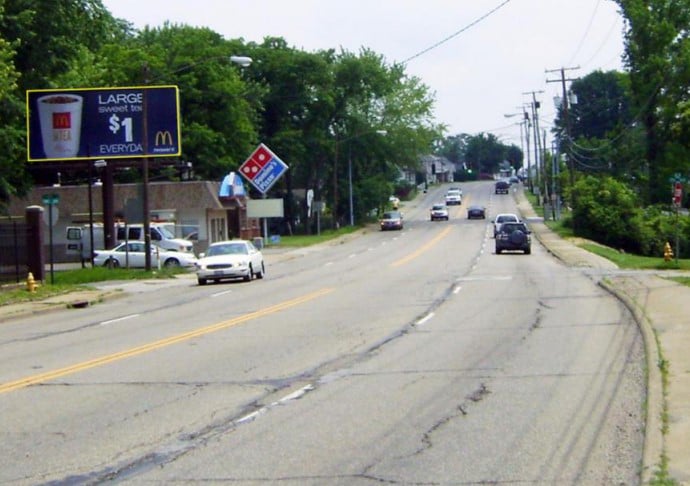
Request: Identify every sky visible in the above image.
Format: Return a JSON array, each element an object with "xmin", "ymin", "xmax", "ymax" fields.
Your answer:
[{"xmin": 101, "ymin": 0, "xmax": 626, "ymax": 148}]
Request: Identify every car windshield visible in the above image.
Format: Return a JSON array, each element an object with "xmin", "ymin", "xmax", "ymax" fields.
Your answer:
[
  {"xmin": 157, "ymin": 225, "xmax": 176, "ymax": 238},
  {"xmin": 383, "ymin": 212, "xmax": 400, "ymax": 219},
  {"xmin": 497, "ymin": 215, "xmax": 518, "ymax": 223},
  {"xmin": 432, "ymin": 205, "xmax": 445, "ymax": 210},
  {"xmin": 207, "ymin": 243, "xmax": 248, "ymax": 256}
]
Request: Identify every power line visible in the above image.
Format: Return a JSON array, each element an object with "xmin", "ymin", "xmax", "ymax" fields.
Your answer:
[
  {"xmin": 402, "ymin": 0, "xmax": 513, "ymax": 65},
  {"xmin": 568, "ymin": 0, "xmax": 602, "ymax": 65}
]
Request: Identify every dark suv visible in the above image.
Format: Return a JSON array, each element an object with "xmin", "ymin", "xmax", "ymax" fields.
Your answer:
[
  {"xmin": 495, "ymin": 180, "xmax": 510, "ymax": 194},
  {"xmin": 495, "ymin": 222, "xmax": 531, "ymax": 254}
]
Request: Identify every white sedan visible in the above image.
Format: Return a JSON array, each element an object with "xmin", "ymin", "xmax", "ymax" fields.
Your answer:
[
  {"xmin": 93, "ymin": 241, "xmax": 198, "ymax": 268},
  {"xmin": 195, "ymin": 239, "xmax": 265, "ymax": 285},
  {"xmin": 492, "ymin": 213, "xmax": 520, "ymax": 237}
]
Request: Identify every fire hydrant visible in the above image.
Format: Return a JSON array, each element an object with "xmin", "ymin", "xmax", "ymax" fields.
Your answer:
[
  {"xmin": 26, "ymin": 272, "xmax": 38, "ymax": 292},
  {"xmin": 664, "ymin": 241, "xmax": 674, "ymax": 262}
]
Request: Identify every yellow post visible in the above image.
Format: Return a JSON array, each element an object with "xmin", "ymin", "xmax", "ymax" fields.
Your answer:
[
  {"xmin": 664, "ymin": 241, "xmax": 674, "ymax": 262},
  {"xmin": 26, "ymin": 272, "xmax": 37, "ymax": 292}
]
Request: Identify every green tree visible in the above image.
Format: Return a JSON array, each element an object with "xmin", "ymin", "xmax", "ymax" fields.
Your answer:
[
  {"xmin": 435, "ymin": 134, "xmax": 468, "ymax": 165},
  {"xmin": 560, "ymin": 70, "xmax": 632, "ymax": 141},
  {"xmin": 613, "ymin": 0, "xmax": 690, "ymax": 203},
  {"xmin": 0, "ymin": 26, "xmax": 24, "ymax": 209},
  {"xmin": 92, "ymin": 24, "xmax": 261, "ymax": 181},
  {"xmin": 0, "ymin": 0, "xmax": 123, "ymax": 207},
  {"xmin": 463, "ymin": 133, "xmax": 510, "ymax": 176}
]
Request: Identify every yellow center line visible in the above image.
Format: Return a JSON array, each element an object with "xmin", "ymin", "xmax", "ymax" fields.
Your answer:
[
  {"xmin": 0, "ymin": 287, "xmax": 334, "ymax": 394},
  {"xmin": 391, "ymin": 226, "xmax": 452, "ymax": 267}
]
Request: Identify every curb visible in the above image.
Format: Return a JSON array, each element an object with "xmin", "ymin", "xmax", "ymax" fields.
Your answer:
[{"xmin": 600, "ymin": 278, "xmax": 665, "ymax": 484}]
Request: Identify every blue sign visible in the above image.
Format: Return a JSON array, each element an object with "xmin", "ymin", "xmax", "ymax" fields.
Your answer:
[
  {"xmin": 26, "ymin": 86, "xmax": 181, "ymax": 161},
  {"xmin": 239, "ymin": 143, "xmax": 289, "ymax": 194}
]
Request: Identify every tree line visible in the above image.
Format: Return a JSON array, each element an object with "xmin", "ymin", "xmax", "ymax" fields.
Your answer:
[{"xmin": 0, "ymin": 0, "xmax": 446, "ymax": 228}]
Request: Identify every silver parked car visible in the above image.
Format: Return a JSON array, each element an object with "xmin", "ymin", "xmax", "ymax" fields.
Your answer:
[{"xmin": 195, "ymin": 239, "xmax": 265, "ymax": 285}]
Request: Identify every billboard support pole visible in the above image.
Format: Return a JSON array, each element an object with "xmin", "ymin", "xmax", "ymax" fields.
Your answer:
[{"xmin": 143, "ymin": 64, "xmax": 152, "ymax": 271}]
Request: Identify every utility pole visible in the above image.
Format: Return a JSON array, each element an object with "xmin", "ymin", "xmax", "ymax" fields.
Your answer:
[
  {"xmin": 546, "ymin": 66, "xmax": 579, "ymax": 201},
  {"xmin": 523, "ymin": 90, "xmax": 543, "ymax": 202},
  {"xmin": 522, "ymin": 109, "xmax": 532, "ymax": 191}
]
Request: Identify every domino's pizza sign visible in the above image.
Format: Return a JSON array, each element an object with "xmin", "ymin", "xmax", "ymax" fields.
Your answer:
[{"xmin": 239, "ymin": 143, "xmax": 289, "ymax": 194}]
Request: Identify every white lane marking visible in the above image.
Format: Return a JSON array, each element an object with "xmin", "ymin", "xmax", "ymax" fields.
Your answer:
[
  {"xmin": 237, "ymin": 409, "xmax": 266, "ymax": 425},
  {"xmin": 235, "ymin": 384, "xmax": 315, "ymax": 425},
  {"xmin": 416, "ymin": 312, "xmax": 435, "ymax": 326},
  {"xmin": 325, "ymin": 262, "xmax": 334, "ymax": 266},
  {"xmin": 276, "ymin": 384, "xmax": 314, "ymax": 405},
  {"xmin": 100, "ymin": 314, "xmax": 140, "ymax": 326},
  {"xmin": 349, "ymin": 254, "xmax": 357, "ymax": 259},
  {"xmin": 211, "ymin": 290, "xmax": 233, "ymax": 298},
  {"xmin": 453, "ymin": 286, "xmax": 462, "ymax": 294}
]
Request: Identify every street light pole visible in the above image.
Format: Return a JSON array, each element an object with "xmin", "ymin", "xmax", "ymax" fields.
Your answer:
[{"xmin": 140, "ymin": 54, "xmax": 252, "ymax": 269}]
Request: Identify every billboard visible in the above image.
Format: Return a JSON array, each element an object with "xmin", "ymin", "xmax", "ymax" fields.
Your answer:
[{"xmin": 26, "ymin": 86, "xmax": 181, "ymax": 162}]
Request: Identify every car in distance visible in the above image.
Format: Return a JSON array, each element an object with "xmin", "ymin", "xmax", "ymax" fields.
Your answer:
[
  {"xmin": 492, "ymin": 213, "xmax": 520, "ymax": 237},
  {"xmin": 495, "ymin": 222, "xmax": 531, "ymax": 254},
  {"xmin": 495, "ymin": 179, "xmax": 510, "ymax": 194},
  {"xmin": 380, "ymin": 211, "xmax": 404, "ymax": 231},
  {"xmin": 430, "ymin": 203, "xmax": 449, "ymax": 221},
  {"xmin": 445, "ymin": 189, "xmax": 463, "ymax": 205},
  {"xmin": 389, "ymin": 195, "xmax": 400, "ymax": 209},
  {"xmin": 93, "ymin": 241, "xmax": 198, "ymax": 268},
  {"xmin": 195, "ymin": 239, "xmax": 265, "ymax": 285},
  {"xmin": 466, "ymin": 205, "xmax": 486, "ymax": 219}
]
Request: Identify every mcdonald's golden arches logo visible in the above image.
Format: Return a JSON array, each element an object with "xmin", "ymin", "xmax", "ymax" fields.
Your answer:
[
  {"xmin": 52, "ymin": 112, "xmax": 72, "ymax": 129},
  {"xmin": 154, "ymin": 130, "xmax": 173, "ymax": 146}
]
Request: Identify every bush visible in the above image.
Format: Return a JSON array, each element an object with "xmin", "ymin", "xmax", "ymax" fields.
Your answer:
[
  {"xmin": 570, "ymin": 176, "xmax": 690, "ymax": 257},
  {"xmin": 572, "ymin": 176, "xmax": 642, "ymax": 251}
]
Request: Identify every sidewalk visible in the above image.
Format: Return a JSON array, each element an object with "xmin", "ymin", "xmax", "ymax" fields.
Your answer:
[{"xmin": 516, "ymin": 188, "xmax": 690, "ymax": 485}]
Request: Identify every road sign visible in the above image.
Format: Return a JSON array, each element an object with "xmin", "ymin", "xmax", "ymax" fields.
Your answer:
[
  {"xmin": 41, "ymin": 193, "xmax": 59, "ymax": 205},
  {"xmin": 26, "ymin": 86, "xmax": 181, "ymax": 161},
  {"xmin": 239, "ymin": 143, "xmax": 289, "ymax": 194}
]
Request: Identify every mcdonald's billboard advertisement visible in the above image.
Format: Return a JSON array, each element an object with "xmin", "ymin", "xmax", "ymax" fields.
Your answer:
[{"xmin": 26, "ymin": 86, "xmax": 181, "ymax": 161}]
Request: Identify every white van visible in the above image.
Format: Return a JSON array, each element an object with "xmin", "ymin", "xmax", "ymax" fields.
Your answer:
[{"xmin": 116, "ymin": 224, "xmax": 193, "ymax": 253}]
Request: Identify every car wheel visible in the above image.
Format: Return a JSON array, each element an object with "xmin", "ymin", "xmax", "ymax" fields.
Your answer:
[
  {"xmin": 244, "ymin": 264, "xmax": 253, "ymax": 281},
  {"xmin": 496, "ymin": 247, "xmax": 502, "ymax": 254},
  {"xmin": 510, "ymin": 230, "xmax": 527, "ymax": 245},
  {"xmin": 524, "ymin": 247, "xmax": 531, "ymax": 255},
  {"xmin": 256, "ymin": 261, "xmax": 265, "ymax": 279},
  {"xmin": 164, "ymin": 258, "xmax": 180, "ymax": 267},
  {"xmin": 106, "ymin": 258, "xmax": 119, "ymax": 268},
  {"xmin": 198, "ymin": 278, "xmax": 207, "ymax": 285}
]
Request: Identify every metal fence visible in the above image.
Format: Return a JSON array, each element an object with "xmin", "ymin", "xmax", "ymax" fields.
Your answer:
[{"xmin": 0, "ymin": 220, "xmax": 31, "ymax": 284}]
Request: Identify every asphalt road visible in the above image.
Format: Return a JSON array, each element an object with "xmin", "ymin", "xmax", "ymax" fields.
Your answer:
[{"xmin": 0, "ymin": 181, "xmax": 645, "ymax": 484}]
